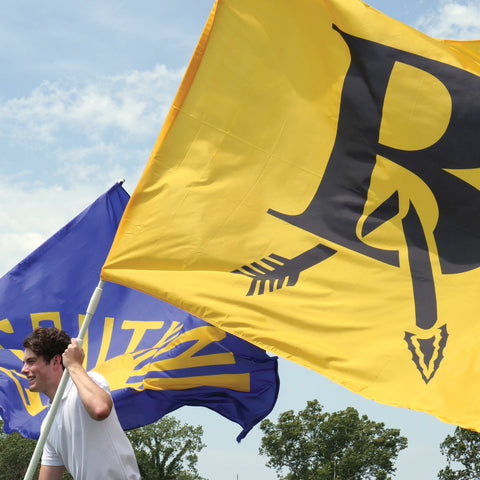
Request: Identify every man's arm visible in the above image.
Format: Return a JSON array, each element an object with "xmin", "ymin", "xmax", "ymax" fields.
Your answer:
[
  {"xmin": 62, "ymin": 338, "xmax": 113, "ymax": 421},
  {"xmin": 39, "ymin": 465, "xmax": 65, "ymax": 480}
]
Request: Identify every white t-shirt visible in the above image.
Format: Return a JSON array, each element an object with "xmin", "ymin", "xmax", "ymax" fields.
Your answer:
[{"xmin": 41, "ymin": 371, "xmax": 140, "ymax": 480}]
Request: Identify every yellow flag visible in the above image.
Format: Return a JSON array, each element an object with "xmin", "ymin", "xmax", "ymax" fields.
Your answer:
[{"xmin": 102, "ymin": 0, "xmax": 480, "ymax": 430}]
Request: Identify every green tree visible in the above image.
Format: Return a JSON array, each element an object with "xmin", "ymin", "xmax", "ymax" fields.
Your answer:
[
  {"xmin": 0, "ymin": 420, "xmax": 39, "ymax": 480},
  {"xmin": 126, "ymin": 415, "xmax": 207, "ymax": 480},
  {"xmin": 0, "ymin": 420, "xmax": 73, "ymax": 480},
  {"xmin": 438, "ymin": 427, "xmax": 480, "ymax": 479},
  {"xmin": 259, "ymin": 400, "xmax": 407, "ymax": 480}
]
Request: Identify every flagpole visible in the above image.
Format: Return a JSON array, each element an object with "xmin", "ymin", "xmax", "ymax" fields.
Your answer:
[{"xmin": 23, "ymin": 279, "xmax": 105, "ymax": 480}]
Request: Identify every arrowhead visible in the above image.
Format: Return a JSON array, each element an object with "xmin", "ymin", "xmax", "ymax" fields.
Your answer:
[{"xmin": 405, "ymin": 324, "xmax": 448, "ymax": 384}]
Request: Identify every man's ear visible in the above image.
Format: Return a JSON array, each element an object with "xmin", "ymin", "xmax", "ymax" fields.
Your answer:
[{"xmin": 52, "ymin": 354, "xmax": 63, "ymax": 371}]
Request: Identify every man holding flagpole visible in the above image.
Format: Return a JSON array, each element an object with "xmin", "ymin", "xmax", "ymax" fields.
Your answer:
[{"xmin": 22, "ymin": 327, "xmax": 140, "ymax": 480}]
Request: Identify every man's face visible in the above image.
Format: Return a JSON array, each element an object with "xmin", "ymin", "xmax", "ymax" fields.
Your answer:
[{"xmin": 21, "ymin": 348, "xmax": 56, "ymax": 396}]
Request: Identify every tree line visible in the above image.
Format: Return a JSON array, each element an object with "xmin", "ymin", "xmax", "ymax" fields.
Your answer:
[{"xmin": 0, "ymin": 400, "xmax": 477, "ymax": 479}]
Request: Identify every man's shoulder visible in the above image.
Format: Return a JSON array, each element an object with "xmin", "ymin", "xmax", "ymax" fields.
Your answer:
[{"xmin": 87, "ymin": 371, "xmax": 110, "ymax": 392}]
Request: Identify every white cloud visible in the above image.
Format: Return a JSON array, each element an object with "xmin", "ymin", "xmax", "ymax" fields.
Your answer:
[
  {"xmin": 0, "ymin": 64, "xmax": 183, "ymax": 145},
  {"xmin": 416, "ymin": 1, "xmax": 480, "ymax": 39},
  {"xmin": 0, "ymin": 179, "xmax": 105, "ymax": 276},
  {"xmin": 0, "ymin": 62, "xmax": 183, "ymax": 206},
  {"xmin": 53, "ymin": 141, "xmax": 148, "ymax": 187},
  {"xmin": 0, "ymin": 63, "xmax": 182, "ymax": 274}
]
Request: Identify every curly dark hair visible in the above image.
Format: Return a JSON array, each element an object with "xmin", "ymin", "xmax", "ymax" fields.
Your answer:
[{"xmin": 23, "ymin": 327, "xmax": 71, "ymax": 365}]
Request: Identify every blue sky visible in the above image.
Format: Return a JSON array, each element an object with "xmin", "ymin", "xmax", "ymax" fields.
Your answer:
[{"xmin": 2, "ymin": 1, "xmax": 480, "ymax": 479}]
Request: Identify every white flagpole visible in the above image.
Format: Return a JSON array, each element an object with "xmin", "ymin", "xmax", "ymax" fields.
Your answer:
[{"xmin": 23, "ymin": 279, "xmax": 105, "ymax": 480}]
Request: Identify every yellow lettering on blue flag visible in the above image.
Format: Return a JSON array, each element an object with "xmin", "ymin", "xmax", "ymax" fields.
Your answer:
[
  {"xmin": 95, "ymin": 325, "xmax": 249, "ymax": 392},
  {"xmin": 0, "ymin": 182, "xmax": 278, "ymax": 441}
]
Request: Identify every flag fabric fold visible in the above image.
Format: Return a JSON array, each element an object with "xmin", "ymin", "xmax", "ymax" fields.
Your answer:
[
  {"xmin": 0, "ymin": 182, "xmax": 279, "ymax": 441},
  {"xmin": 101, "ymin": 0, "xmax": 480, "ymax": 431}
]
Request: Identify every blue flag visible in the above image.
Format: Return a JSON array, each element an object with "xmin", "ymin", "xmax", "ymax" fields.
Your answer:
[{"xmin": 0, "ymin": 182, "xmax": 278, "ymax": 441}]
